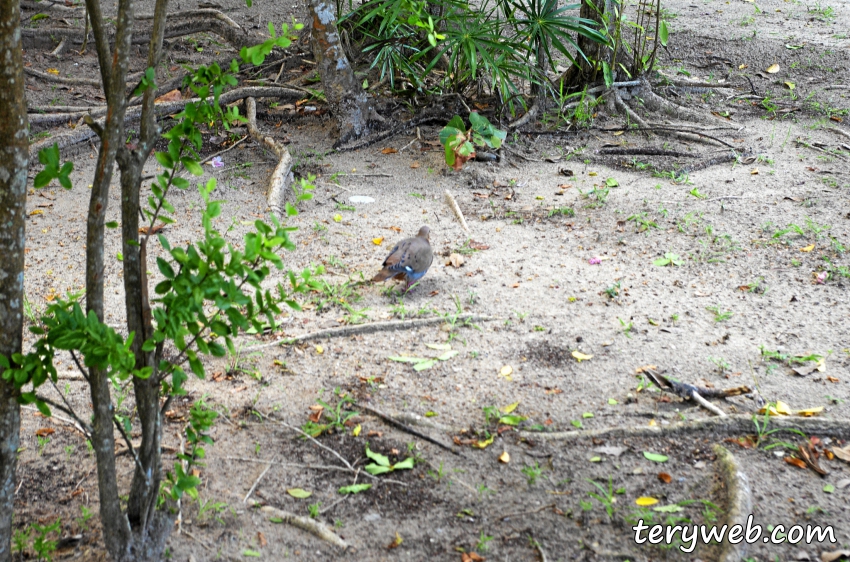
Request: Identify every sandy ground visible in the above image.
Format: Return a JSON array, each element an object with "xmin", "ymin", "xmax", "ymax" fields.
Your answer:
[{"xmin": 12, "ymin": 0, "xmax": 850, "ymax": 559}]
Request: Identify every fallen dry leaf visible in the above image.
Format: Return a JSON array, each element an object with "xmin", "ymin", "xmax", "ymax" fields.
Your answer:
[
  {"xmin": 462, "ymin": 552, "xmax": 486, "ymax": 562},
  {"xmin": 468, "ymin": 240, "xmax": 489, "ymax": 250},
  {"xmin": 832, "ymin": 444, "xmax": 850, "ymax": 463},
  {"xmin": 784, "ymin": 456, "xmax": 808, "ymax": 470},
  {"xmin": 155, "ymin": 89, "xmax": 182, "ymax": 103},
  {"xmin": 35, "ymin": 428, "xmax": 55, "ymax": 437},
  {"xmin": 572, "ymin": 350, "xmax": 592, "ymax": 362},
  {"xmin": 635, "ymin": 497, "xmax": 658, "ymax": 506},
  {"xmin": 800, "ymin": 244, "xmax": 815, "ymax": 252},
  {"xmin": 499, "ymin": 365, "xmax": 513, "ymax": 377},
  {"xmin": 410, "ymin": 161, "xmax": 420, "ymax": 169},
  {"xmin": 257, "ymin": 532, "xmax": 267, "ymax": 547},
  {"xmin": 446, "ymin": 253, "xmax": 464, "ymax": 268},
  {"xmin": 635, "ymin": 364, "xmax": 658, "ymax": 373},
  {"xmin": 498, "ymin": 451, "xmax": 510, "ymax": 463},
  {"xmin": 372, "ymin": 237, "xmax": 384, "ymax": 245},
  {"xmin": 381, "ymin": 147, "xmax": 398, "ymax": 154},
  {"xmin": 766, "ymin": 63, "xmax": 780, "ymax": 73},
  {"xmin": 46, "ymin": 68, "xmax": 59, "ymax": 75},
  {"xmin": 387, "ymin": 532, "xmax": 403, "ymax": 549},
  {"xmin": 658, "ymin": 472, "xmax": 672, "ymax": 484}
]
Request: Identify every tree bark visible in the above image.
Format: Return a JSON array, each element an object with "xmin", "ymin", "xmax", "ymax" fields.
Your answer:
[
  {"xmin": 116, "ymin": 0, "xmax": 176, "ymax": 553},
  {"xmin": 308, "ymin": 0, "xmax": 380, "ymax": 145},
  {"xmin": 0, "ymin": 0, "xmax": 28, "ymax": 557},
  {"xmin": 84, "ymin": 0, "xmax": 135, "ymax": 557}
]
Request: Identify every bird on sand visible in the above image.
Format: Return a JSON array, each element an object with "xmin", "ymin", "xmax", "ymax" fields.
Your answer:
[{"xmin": 372, "ymin": 226, "xmax": 433, "ymax": 292}]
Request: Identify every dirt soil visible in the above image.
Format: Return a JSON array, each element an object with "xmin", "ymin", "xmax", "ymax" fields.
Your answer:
[{"xmin": 13, "ymin": 0, "xmax": 850, "ymax": 559}]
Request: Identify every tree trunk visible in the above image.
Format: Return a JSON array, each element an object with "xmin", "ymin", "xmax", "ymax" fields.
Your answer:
[
  {"xmin": 0, "ymin": 0, "xmax": 28, "ymax": 557},
  {"xmin": 116, "ymin": 0, "xmax": 175, "ymax": 554},
  {"xmin": 83, "ymin": 0, "xmax": 135, "ymax": 558},
  {"xmin": 308, "ymin": 0, "xmax": 380, "ymax": 145}
]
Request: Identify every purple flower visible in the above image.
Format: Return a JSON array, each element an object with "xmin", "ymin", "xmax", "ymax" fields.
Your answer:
[
  {"xmin": 588, "ymin": 257, "xmax": 602, "ymax": 265},
  {"xmin": 816, "ymin": 272, "xmax": 828, "ymax": 284},
  {"xmin": 211, "ymin": 156, "xmax": 224, "ymax": 168}
]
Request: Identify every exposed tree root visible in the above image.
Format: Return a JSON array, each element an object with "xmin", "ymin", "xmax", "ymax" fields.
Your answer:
[
  {"xmin": 508, "ymin": 100, "xmax": 539, "ymax": 130},
  {"xmin": 334, "ymin": 111, "xmax": 452, "ymax": 152},
  {"xmin": 713, "ymin": 445, "xmax": 753, "ymax": 562},
  {"xmin": 22, "ymin": 9, "xmax": 264, "ymax": 51},
  {"xmin": 245, "ymin": 314, "xmax": 496, "ymax": 350},
  {"xmin": 245, "ymin": 97, "xmax": 293, "ymax": 216},
  {"xmin": 248, "ymin": 501, "xmax": 350, "ymax": 550},
  {"xmin": 598, "ymin": 146, "xmax": 697, "ymax": 158},
  {"xmin": 28, "ymin": 86, "xmax": 302, "ymax": 160},
  {"xmin": 828, "ymin": 127, "xmax": 850, "ymax": 141},
  {"xmin": 444, "ymin": 189, "xmax": 470, "ymax": 233},
  {"xmin": 520, "ymin": 415, "xmax": 850, "ymax": 441},
  {"xmin": 682, "ymin": 151, "xmax": 738, "ymax": 173}
]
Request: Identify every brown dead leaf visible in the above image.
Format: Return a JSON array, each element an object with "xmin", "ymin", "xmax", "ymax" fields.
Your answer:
[
  {"xmin": 387, "ymin": 532, "xmax": 403, "ymax": 549},
  {"xmin": 381, "ymin": 147, "xmax": 398, "ymax": 154},
  {"xmin": 821, "ymin": 550, "xmax": 850, "ymax": 562},
  {"xmin": 511, "ymin": 283, "xmax": 519, "ymax": 288},
  {"xmin": 657, "ymin": 472, "xmax": 672, "ymax": 484},
  {"xmin": 725, "ymin": 436, "xmax": 757, "ymax": 449},
  {"xmin": 826, "ymin": 376, "xmax": 839, "ymax": 383},
  {"xmin": 498, "ymin": 451, "xmax": 510, "ymax": 463},
  {"xmin": 784, "ymin": 456, "xmax": 808, "ymax": 470},
  {"xmin": 367, "ymin": 431, "xmax": 383, "ymax": 437},
  {"xmin": 446, "ymin": 253, "xmax": 465, "ymax": 268},
  {"xmin": 832, "ymin": 444, "xmax": 850, "ymax": 464},
  {"xmin": 462, "ymin": 553, "xmax": 486, "ymax": 562},
  {"xmin": 544, "ymin": 388, "xmax": 563, "ymax": 395},
  {"xmin": 468, "ymin": 240, "xmax": 489, "ymax": 250},
  {"xmin": 410, "ymin": 161, "xmax": 420, "ymax": 169},
  {"xmin": 308, "ymin": 406, "xmax": 323, "ymax": 424},
  {"xmin": 35, "ymin": 428, "xmax": 55, "ymax": 437},
  {"xmin": 257, "ymin": 532, "xmax": 267, "ymax": 547},
  {"xmin": 139, "ymin": 223, "xmax": 166, "ymax": 235},
  {"xmin": 155, "ymin": 89, "xmax": 182, "ymax": 103}
]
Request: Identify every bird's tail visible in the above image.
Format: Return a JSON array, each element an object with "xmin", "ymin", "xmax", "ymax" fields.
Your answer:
[{"xmin": 372, "ymin": 268, "xmax": 393, "ymax": 282}]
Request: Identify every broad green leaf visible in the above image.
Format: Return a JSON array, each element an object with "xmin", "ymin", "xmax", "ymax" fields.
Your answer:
[
  {"xmin": 286, "ymin": 488, "xmax": 312, "ymax": 498},
  {"xmin": 394, "ymin": 457, "xmax": 415, "ymax": 470},
  {"xmin": 365, "ymin": 445, "xmax": 390, "ymax": 467},
  {"xmin": 659, "ymin": 20, "xmax": 669, "ymax": 47},
  {"xmin": 413, "ymin": 359, "xmax": 437, "ymax": 371}
]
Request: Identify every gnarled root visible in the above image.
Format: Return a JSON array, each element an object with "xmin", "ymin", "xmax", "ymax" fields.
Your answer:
[{"xmin": 245, "ymin": 97, "xmax": 293, "ymax": 216}]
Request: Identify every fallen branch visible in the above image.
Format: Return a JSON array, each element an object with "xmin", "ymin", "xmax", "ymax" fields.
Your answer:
[
  {"xmin": 358, "ymin": 403, "xmax": 463, "ymax": 456},
  {"xmin": 827, "ymin": 127, "xmax": 850, "ymax": 141},
  {"xmin": 713, "ymin": 445, "xmax": 752, "ymax": 562},
  {"xmin": 246, "ymin": 97, "xmax": 293, "ymax": 215},
  {"xmin": 24, "ymin": 67, "xmax": 102, "ymax": 87},
  {"xmin": 444, "ymin": 189, "xmax": 470, "ymax": 233},
  {"xmin": 521, "ymin": 415, "xmax": 850, "ymax": 441},
  {"xmin": 244, "ymin": 314, "xmax": 496, "ymax": 350},
  {"xmin": 250, "ymin": 501, "xmax": 349, "ymax": 550},
  {"xmin": 644, "ymin": 369, "xmax": 749, "ymax": 401},
  {"xmin": 689, "ymin": 390, "xmax": 727, "ymax": 417}
]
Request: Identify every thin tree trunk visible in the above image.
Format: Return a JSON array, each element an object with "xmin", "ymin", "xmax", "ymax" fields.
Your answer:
[
  {"xmin": 0, "ymin": 0, "xmax": 28, "ymax": 557},
  {"xmin": 83, "ymin": 0, "xmax": 135, "ymax": 557},
  {"xmin": 308, "ymin": 0, "xmax": 380, "ymax": 145},
  {"xmin": 117, "ymin": 0, "xmax": 175, "ymax": 550}
]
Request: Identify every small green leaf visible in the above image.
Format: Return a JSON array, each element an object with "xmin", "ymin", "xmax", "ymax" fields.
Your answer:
[
  {"xmin": 242, "ymin": 550, "xmax": 261, "ymax": 557},
  {"xmin": 365, "ymin": 445, "xmax": 390, "ymax": 467},
  {"xmin": 413, "ymin": 359, "xmax": 437, "ymax": 371},
  {"xmin": 653, "ymin": 504, "xmax": 684, "ymax": 512},
  {"xmin": 659, "ymin": 20, "xmax": 669, "ymax": 47},
  {"xmin": 589, "ymin": 456, "xmax": 602, "ymax": 462},
  {"xmin": 582, "ymin": 412, "xmax": 594, "ymax": 418},
  {"xmin": 425, "ymin": 411, "xmax": 438, "ymax": 417},
  {"xmin": 437, "ymin": 350, "xmax": 459, "ymax": 361},
  {"xmin": 286, "ymin": 488, "xmax": 312, "ymax": 499},
  {"xmin": 498, "ymin": 415, "xmax": 527, "ymax": 426},
  {"xmin": 643, "ymin": 451, "xmax": 669, "ymax": 463},
  {"xmin": 823, "ymin": 484, "xmax": 835, "ymax": 493},
  {"xmin": 105, "ymin": 221, "xmax": 119, "ymax": 229},
  {"xmin": 605, "ymin": 178, "xmax": 619, "ymax": 187},
  {"xmin": 608, "ymin": 398, "xmax": 618, "ymax": 405},
  {"xmin": 269, "ymin": 516, "xmax": 283, "ymax": 523},
  {"xmin": 339, "ymin": 483, "xmax": 372, "ymax": 494}
]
